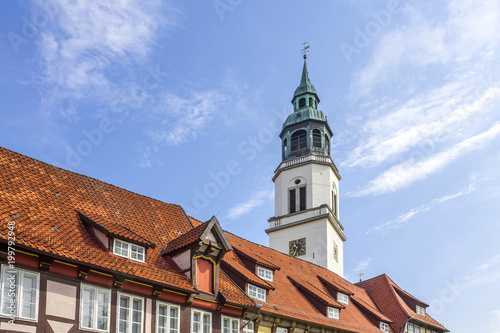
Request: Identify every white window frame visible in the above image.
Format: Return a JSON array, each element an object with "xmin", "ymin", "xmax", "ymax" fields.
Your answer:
[
  {"xmin": 191, "ymin": 309, "xmax": 211, "ymax": 333},
  {"xmin": 327, "ymin": 306, "xmax": 340, "ymax": 319},
  {"xmin": 221, "ymin": 315, "xmax": 239, "ymax": 333},
  {"xmin": 416, "ymin": 305, "xmax": 426, "ymax": 316},
  {"xmin": 113, "ymin": 239, "xmax": 145, "ymax": 262},
  {"xmin": 242, "ymin": 320, "xmax": 254, "ymax": 333},
  {"xmin": 156, "ymin": 301, "xmax": 180, "ymax": 333},
  {"xmin": 338, "ymin": 292, "xmax": 349, "ymax": 305},
  {"xmin": 380, "ymin": 322, "xmax": 390, "ymax": 332},
  {"xmin": 257, "ymin": 267, "xmax": 273, "ymax": 282},
  {"xmin": 116, "ymin": 292, "xmax": 144, "ymax": 333},
  {"xmin": 247, "ymin": 284, "xmax": 266, "ymax": 302},
  {"xmin": 414, "ymin": 325, "xmax": 420, "ymax": 333},
  {"xmin": 276, "ymin": 328, "xmax": 288, "ymax": 333},
  {"xmin": 79, "ymin": 283, "xmax": 111, "ymax": 332},
  {"xmin": 0, "ymin": 264, "xmax": 39, "ymax": 321},
  {"xmin": 408, "ymin": 323, "xmax": 414, "ymax": 333}
]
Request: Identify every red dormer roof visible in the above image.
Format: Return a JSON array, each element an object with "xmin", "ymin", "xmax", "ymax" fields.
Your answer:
[{"xmin": 356, "ymin": 274, "xmax": 448, "ymax": 332}]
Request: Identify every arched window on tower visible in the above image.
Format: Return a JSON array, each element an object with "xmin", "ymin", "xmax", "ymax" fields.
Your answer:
[
  {"xmin": 298, "ymin": 98, "xmax": 306, "ymax": 108},
  {"xmin": 283, "ymin": 139, "xmax": 288, "ymax": 158},
  {"xmin": 309, "ymin": 97, "xmax": 313, "ymax": 108},
  {"xmin": 324, "ymin": 134, "xmax": 330, "ymax": 155},
  {"xmin": 312, "ymin": 129, "xmax": 321, "ymax": 148},
  {"xmin": 291, "ymin": 130, "xmax": 307, "ymax": 151}
]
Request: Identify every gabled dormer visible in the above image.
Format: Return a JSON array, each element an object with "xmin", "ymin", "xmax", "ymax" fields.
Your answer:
[
  {"xmin": 231, "ymin": 247, "xmax": 280, "ymax": 283},
  {"xmin": 161, "ymin": 216, "xmax": 232, "ymax": 295},
  {"xmin": 221, "ymin": 250, "xmax": 274, "ymax": 303},
  {"xmin": 287, "ymin": 276, "xmax": 343, "ymax": 320},
  {"xmin": 79, "ymin": 211, "xmax": 155, "ymax": 263}
]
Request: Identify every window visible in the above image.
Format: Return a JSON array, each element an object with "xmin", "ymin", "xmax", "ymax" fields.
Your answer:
[
  {"xmin": 324, "ymin": 134, "xmax": 330, "ymax": 155},
  {"xmin": 248, "ymin": 284, "xmax": 266, "ymax": 302},
  {"xmin": 408, "ymin": 324, "xmax": 414, "ymax": 333},
  {"xmin": 380, "ymin": 322, "xmax": 390, "ymax": 333},
  {"xmin": 257, "ymin": 267, "xmax": 273, "ymax": 282},
  {"xmin": 414, "ymin": 325, "xmax": 420, "ymax": 333},
  {"xmin": 157, "ymin": 302, "xmax": 179, "ymax": 333},
  {"xmin": 332, "ymin": 190, "xmax": 337, "ymax": 217},
  {"xmin": 80, "ymin": 284, "xmax": 111, "ymax": 331},
  {"xmin": 338, "ymin": 292, "xmax": 349, "ymax": 304},
  {"xmin": 333, "ymin": 241, "xmax": 339, "ymax": 262},
  {"xmin": 298, "ymin": 98, "xmax": 306, "ymax": 108},
  {"xmin": 114, "ymin": 239, "xmax": 145, "ymax": 262},
  {"xmin": 117, "ymin": 293, "xmax": 143, "ymax": 333},
  {"xmin": 289, "ymin": 186, "xmax": 306, "ymax": 213},
  {"xmin": 191, "ymin": 309, "xmax": 211, "ymax": 333},
  {"xmin": 308, "ymin": 97, "xmax": 313, "ymax": 107},
  {"xmin": 283, "ymin": 139, "xmax": 288, "ymax": 158},
  {"xmin": 0, "ymin": 265, "xmax": 39, "ymax": 320},
  {"xmin": 416, "ymin": 305, "xmax": 426, "ymax": 316},
  {"xmin": 290, "ymin": 130, "xmax": 307, "ymax": 151},
  {"xmin": 327, "ymin": 306, "xmax": 339, "ymax": 319},
  {"xmin": 312, "ymin": 129, "xmax": 321, "ymax": 148},
  {"xmin": 222, "ymin": 316, "xmax": 239, "ymax": 333},
  {"xmin": 276, "ymin": 328, "xmax": 288, "ymax": 333},
  {"xmin": 243, "ymin": 321, "xmax": 254, "ymax": 333}
]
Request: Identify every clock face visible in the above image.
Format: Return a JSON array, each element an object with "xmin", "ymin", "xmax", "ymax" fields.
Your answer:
[{"xmin": 289, "ymin": 238, "xmax": 306, "ymax": 257}]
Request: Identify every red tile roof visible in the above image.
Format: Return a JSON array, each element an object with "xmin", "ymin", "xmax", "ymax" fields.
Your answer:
[
  {"xmin": 0, "ymin": 146, "xmax": 446, "ymax": 332},
  {"xmin": 356, "ymin": 274, "xmax": 448, "ymax": 332}
]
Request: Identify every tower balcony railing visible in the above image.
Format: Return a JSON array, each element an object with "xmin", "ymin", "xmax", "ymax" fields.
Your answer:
[
  {"xmin": 278, "ymin": 154, "xmax": 332, "ymax": 171},
  {"xmin": 268, "ymin": 204, "xmax": 343, "ymax": 232}
]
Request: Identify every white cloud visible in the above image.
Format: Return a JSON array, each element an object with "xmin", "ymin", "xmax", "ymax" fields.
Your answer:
[
  {"xmin": 475, "ymin": 255, "xmax": 500, "ymax": 271},
  {"xmin": 353, "ymin": 257, "xmax": 371, "ymax": 272},
  {"xmin": 343, "ymin": 85, "xmax": 500, "ymax": 169},
  {"xmin": 225, "ymin": 190, "xmax": 274, "ymax": 220},
  {"xmin": 147, "ymin": 91, "xmax": 229, "ymax": 146},
  {"xmin": 351, "ymin": 0, "xmax": 500, "ymax": 96},
  {"xmin": 367, "ymin": 176, "xmax": 485, "ymax": 233},
  {"xmin": 349, "ymin": 123, "xmax": 500, "ymax": 197},
  {"xmin": 34, "ymin": 0, "xmax": 176, "ymax": 108}
]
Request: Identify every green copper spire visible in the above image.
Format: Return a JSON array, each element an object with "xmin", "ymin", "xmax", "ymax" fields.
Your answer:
[{"xmin": 293, "ymin": 54, "xmax": 319, "ymax": 103}]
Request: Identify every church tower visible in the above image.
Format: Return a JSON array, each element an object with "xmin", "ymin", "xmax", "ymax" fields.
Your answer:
[{"xmin": 266, "ymin": 54, "xmax": 346, "ymax": 277}]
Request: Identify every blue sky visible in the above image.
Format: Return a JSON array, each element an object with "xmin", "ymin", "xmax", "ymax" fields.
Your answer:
[{"xmin": 1, "ymin": 1, "xmax": 500, "ymax": 331}]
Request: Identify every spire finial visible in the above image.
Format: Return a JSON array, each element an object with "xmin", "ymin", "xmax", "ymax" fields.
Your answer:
[{"xmin": 301, "ymin": 42, "xmax": 310, "ymax": 59}]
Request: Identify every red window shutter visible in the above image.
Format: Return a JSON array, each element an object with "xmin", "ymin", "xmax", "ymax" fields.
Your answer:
[{"xmin": 196, "ymin": 258, "xmax": 214, "ymax": 293}]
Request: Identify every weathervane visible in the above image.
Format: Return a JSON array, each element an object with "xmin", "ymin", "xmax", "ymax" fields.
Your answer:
[
  {"xmin": 301, "ymin": 42, "xmax": 310, "ymax": 59},
  {"xmin": 357, "ymin": 273, "xmax": 365, "ymax": 282}
]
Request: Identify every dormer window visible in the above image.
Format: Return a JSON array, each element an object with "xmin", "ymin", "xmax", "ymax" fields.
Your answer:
[
  {"xmin": 416, "ymin": 305, "xmax": 426, "ymax": 316},
  {"xmin": 248, "ymin": 284, "xmax": 266, "ymax": 302},
  {"xmin": 257, "ymin": 267, "xmax": 273, "ymax": 282},
  {"xmin": 299, "ymin": 98, "xmax": 306, "ymax": 108},
  {"xmin": 380, "ymin": 322, "xmax": 390, "ymax": 332},
  {"xmin": 113, "ymin": 239, "xmax": 145, "ymax": 262},
  {"xmin": 338, "ymin": 292, "xmax": 349, "ymax": 304},
  {"xmin": 327, "ymin": 306, "xmax": 340, "ymax": 320}
]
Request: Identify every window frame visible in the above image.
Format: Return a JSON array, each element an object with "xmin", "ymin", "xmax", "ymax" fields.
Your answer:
[
  {"xmin": 289, "ymin": 185, "xmax": 306, "ymax": 214},
  {"xmin": 276, "ymin": 328, "xmax": 288, "ymax": 333},
  {"xmin": 116, "ymin": 292, "xmax": 144, "ymax": 333},
  {"xmin": 380, "ymin": 322, "xmax": 390, "ymax": 333},
  {"xmin": 242, "ymin": 320, "xmax": 254, "ymax": 333},
  {"xmin": 156, "ymin": 301, "xmax": 180, "ymax": 333},
  {"xmin": 338, "ymin": 292, "xmax": 349, "ymax": 305},
  {"xmin": 290, "ymin": 130, "xmax": 307, "ymax": 151},
  {"xmin": 247, "ymin": 284, "xmax": 266, "ymax": 302},
  {"xmin": 79, "ymin": 283, "xmax": 111, "ymax": 332},
  {"xmin": 416, "ymin": 305, "xmax": 426, "ymax": 316},
  {"xmin": 257, "ymin": 267, "xmax": 273, "ymax": 282},
  {"xmin": 312, "ymin": 129, "xmax": 322, "ymax": 148},
  {"xmin": 0, "ymin": 264, "xmax": 40, "ymax": 321},
  {"xmin": 333, "ymin": 241, "xmax": 339, "ymax": 262},
  {"xmin": 191, "ymin": 309, "xmax": 212, "ymax": 333},
  {"xmin": 113, "ymin": 239, "xmax": 146, "ymax": 263},
  {"xmin": 221, "ymin": 315, "xmax": 239, "ymax": 333},
  {"xmin": 327, "ymin": 306, "xmax": 340, "ymax": 320}
]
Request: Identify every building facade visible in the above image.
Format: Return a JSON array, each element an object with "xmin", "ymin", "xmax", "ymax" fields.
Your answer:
[{"xmin": 0, "ymin": 57, "xmax": 448, "ymax": 333}]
